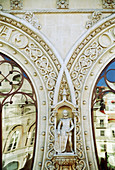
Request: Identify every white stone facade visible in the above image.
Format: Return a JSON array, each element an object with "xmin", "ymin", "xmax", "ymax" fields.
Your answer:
[{"xmin": 0, "ymin": 0, "xmax": 115, "ymax": 170}]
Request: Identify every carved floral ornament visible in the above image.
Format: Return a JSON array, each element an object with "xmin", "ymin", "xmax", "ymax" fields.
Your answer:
[{"xmin": 102, "ymin": 0, "xmax": 115, "ymax": 9}]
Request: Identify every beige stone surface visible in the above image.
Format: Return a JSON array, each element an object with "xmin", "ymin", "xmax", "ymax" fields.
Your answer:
[{"xmin": 39, "ymin": 14, "xmax": 88, "ymax": 59}]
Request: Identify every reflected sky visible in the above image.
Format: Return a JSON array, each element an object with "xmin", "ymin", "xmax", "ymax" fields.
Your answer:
[{"xmin": 97, "ymin": 61, "xmax": 115, "ymax": 87}]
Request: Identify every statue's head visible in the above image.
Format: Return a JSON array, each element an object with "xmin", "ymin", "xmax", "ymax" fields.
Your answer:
[{"xmin": 62, "ymin": 110, "xmax": 69, "ymax": 118}]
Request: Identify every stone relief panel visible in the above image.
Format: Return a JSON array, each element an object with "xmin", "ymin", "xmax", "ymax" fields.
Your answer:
[
  {"xmin": 102, "ymin": 0, "xmax": 115, "ymax": 9},
  {"xmin": 10, "ymin": 0, "xmax": 23, "ymax": 10}
]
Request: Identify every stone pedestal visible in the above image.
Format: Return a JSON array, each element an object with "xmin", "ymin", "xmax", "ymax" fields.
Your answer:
[{"xmin": 54, "ymin": 153, "xmax": 77, "ymax": 169}]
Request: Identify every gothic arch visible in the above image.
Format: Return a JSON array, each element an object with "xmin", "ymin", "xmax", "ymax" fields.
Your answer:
[
  {"xmin": 64, "ymin": 13, "xmax": 115, "ymax": 169},
  {"xmin": 0, "ymin": 11, "xmax": 62, "ymax": 170}
]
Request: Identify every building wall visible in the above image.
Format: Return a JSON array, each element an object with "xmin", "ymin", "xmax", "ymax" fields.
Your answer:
[{"xmin": 0, "ymin": 0, "xmax": 115, "ymax": 169}]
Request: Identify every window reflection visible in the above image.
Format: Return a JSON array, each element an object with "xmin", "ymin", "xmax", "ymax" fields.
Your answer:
[
  {"xmin": 92, "ymin": 59, "xmax": 115, "ymax": 169},
  {"xmin": 0, "ymin": 53, "xmax": 37, "ymax": 170}
]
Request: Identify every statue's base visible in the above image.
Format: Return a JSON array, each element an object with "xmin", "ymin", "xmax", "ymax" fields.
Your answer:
[{"xmin": 54, "ymin": 153, "xmax": 77, "ymax": 166}]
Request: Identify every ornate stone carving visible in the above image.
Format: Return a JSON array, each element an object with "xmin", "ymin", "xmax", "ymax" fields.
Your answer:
[
  {"xmin": 10, "ymin": 0, "xmax": 23, "ymax": 10},
  {"xmin": 0, "ymin": 14, "xmax": 61, "ymax": 72},
  {"xmin": 57, "ymin": 0, "xmax": 69, "ymax": 9},
  {"xmin": 58, "ymin": 72, "xmax": 71, "ymax": 102},
  {"xmin": 67, "ymin": 15, "xmax": 115, "ymax": 170},
  {"xmin": 86, "ymin": 11, "xmax": 102, "ymax": 29},
  {"xmin": 48, "ymin": 89, "xmax": 79, "ymax": 169},
  {"xmin": 23, "ymin": 12, "xmax": 41, "ymax": 30},
  {"xmin": 67, "ymin": 18, "xmax": 115, "ymax": 71},
  {"xmin": 102, "ymin": 0, "xmax": 115, "ymax": 9}
]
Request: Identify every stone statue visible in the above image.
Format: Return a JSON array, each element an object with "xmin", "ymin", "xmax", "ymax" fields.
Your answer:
[{"xmin": 54, "ymin": 110, "xmax": 74, "ymax": 153}]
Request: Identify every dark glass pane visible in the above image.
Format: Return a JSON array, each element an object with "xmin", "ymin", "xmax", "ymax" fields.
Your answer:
[{"xmin": 92, "ymin": 59, "xmax": 115, "ymax": 169}]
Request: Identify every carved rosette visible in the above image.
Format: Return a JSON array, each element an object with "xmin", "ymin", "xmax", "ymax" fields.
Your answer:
[
  {"xmin": 57, "ymin": 0, "xmax": 69, "ymax": 9},
  {"xmin": 102, "ymin": 0, "xmax": 115, "ymax": 9},
  {"xmin": 10, "ymin": 0, "xmax": 23, "ymax": 10}
]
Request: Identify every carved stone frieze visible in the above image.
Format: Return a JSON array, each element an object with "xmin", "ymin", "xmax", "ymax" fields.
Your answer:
[
  {"xmin": 102, "ymin": 0, "xmax": 115, "ymax": 9},
  {"xmin": 57, "ymin": 0, "xmax": 69, "ymax": 9},
  {"xmin": 10, "ymin": 0, "xmax": 23, "ymax": 10},
  {"xmin": 23, "ymin": 12, "xmax": 41, "ymax": 30},
  {"xmin": 86, "ymin": 11, "xmax": 103, "ymax": 29}
]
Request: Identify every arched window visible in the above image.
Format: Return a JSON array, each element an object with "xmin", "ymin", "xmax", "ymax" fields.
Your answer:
[
  {"xmin": 92, "ymin": 59, "xmax": 115, "ymax": 169},
  {"xmin": 0, "ymin": 53, "xmax": 37, "ymax": 170},
  {"xmin": 7, "ymin": 130, "xmax": 19, "ymax": 151}
]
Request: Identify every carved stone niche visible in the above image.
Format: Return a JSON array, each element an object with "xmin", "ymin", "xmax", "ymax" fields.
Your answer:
[{"xmin": 52, "ymin": 89, "xmax": 78, "ymax": 169}]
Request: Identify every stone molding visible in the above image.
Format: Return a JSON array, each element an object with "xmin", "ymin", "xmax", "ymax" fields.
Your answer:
[{"xmin": 2, "ymin": 9, "xmax": 115, "ymax": 14}]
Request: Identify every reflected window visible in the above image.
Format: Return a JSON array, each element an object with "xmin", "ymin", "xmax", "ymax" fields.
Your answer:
[
  {"xmin": 100, "ymin": 119, "xmax": 104, "ymax": 127},
  {"xmin": 7, "ymin": 131, "xmax": 19, "ymax": 151},
  {"xmin": 30, "ymin": 128, "xmax": 35, "ymax": 146},
  {"xmin": 0, "ymin": 53, "xmax": 37, "ymax": 170},
  {"xmin": 100, "ymin": 130, "xmax": 105, "ymax": 136},
  {"xmin": 92, "ymin": 59, "xmax": 115, "ymax": 169}
]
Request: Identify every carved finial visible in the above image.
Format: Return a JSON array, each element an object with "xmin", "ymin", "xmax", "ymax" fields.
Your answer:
[{"xmin": 62, "ymin": 88, "xmax": 67, "ymax": 100}]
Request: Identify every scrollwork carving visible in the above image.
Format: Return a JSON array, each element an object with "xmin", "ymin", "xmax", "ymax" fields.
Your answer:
[
  {"xmin": 23, "ymin": 12, "xmax": 41, "ymax": 30},
  {"xmin": 86, "ymin": 11, "xmax": 103, "ymax": 29}
]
